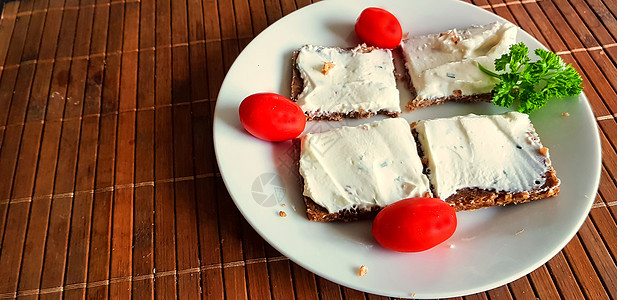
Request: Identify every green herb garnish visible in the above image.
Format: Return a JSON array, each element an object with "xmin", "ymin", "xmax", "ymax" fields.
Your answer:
[{"xmin": 479, "ymin": 42, "xmax": 583, "ymax": 113}]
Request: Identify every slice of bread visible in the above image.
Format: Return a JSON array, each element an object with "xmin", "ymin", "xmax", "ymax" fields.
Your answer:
[
  {"xmin": 291, "ymin": 44, "xmax": 401, "ymax": 121},
  {"xmin": 292, "ymin": 139, "xmax": 384, "ymax": 222},
  {"xmin": 412, "ymin": 112, "xmax": 560, "ymax": 211},
  {"xmin": 297, "ymin": 118, "xmax": 431, "ymax": 222},
  {"xmin": 400, "ymin": 22, "xmax": 517, "ymax": 110}
]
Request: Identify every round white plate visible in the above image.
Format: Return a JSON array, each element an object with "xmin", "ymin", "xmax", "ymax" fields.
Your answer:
[{"xmin": 213, "ymin": 0, "xmax": 602, "ymax": 298}]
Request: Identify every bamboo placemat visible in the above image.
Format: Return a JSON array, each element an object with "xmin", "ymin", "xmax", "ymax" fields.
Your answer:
[{"xmin": 0, "ymin": 0, "xmax": 615, "ymax": 299}]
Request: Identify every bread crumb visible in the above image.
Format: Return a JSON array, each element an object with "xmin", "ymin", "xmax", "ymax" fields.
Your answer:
[
  {"xmin": 358, "ymin": 265, "xmax": 368, "ymax": 276},
  {"xmin": 279, "ymin": 211, "xmax": 287, "ymax": 217},
  {"xmin": 281, "ymin": 203, "xmax": 286, "ymax": 207},
  {"xmin": 424, "ymin": 192, "xmax": 431, "ymax": 198},
  {"xmin": 403, "ymin": 32, "xmax": 409, "ymax": 39},
  {"xmin": 321, "ymin": 62, "xmax": 335, "ymax": 75},
  {"xmin": 453, "ymin": 89, "xmax": 462, "ymax": 96},
  {"xmin": 515, "ymin": 229, "xmax": 525, "ymax": 235},
  {"xmin": 440, "ymin": 31, "xmax": 459, "ymax": 44},
  {"xmin": 562, "ymin": 112, "xmax": 570, "ymax": 117},
  {"xmin": 539, "ymin": 147, "xmax": 548, "ymax": 156}
]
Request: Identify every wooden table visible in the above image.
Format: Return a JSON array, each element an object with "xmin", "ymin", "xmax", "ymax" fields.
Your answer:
[{"xmin": 0, "ymin": 0, "xmax": 616, "ymax": 299}]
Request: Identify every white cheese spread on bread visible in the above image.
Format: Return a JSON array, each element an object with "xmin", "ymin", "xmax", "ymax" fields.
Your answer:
[
  {"xmin": 401, "ymin": 22, "xmax": 517, "ymax": 99},
  {"xmin": 414, "ymin": 112, "xmax": 555, "ymax": 200},
  {"xmin": 299, "ymin": 118, "xmax": 430, "ymax": 213},
  {"xmin": 295, "ymin": 44, "xmax": 400, "ymax": 115}
]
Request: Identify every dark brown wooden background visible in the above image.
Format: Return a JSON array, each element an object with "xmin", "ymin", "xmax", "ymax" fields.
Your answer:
[{"xmin": 0, "ymin": 0, "xmax": 616, "ymax": 299}]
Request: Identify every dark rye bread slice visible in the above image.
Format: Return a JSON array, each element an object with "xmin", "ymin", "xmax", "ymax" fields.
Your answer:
[
  {"xmin": 292, "ymin": 139, "xmax": 382, "ymax": 222},
  {"xmin": 410, "ymin": 124, "xmax": 560, "ymax": 212},
  {"xmin": 291, "ymin": 44, "xmax": 400, "ymax": 121}
]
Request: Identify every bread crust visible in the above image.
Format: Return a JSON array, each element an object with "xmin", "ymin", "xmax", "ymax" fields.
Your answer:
[
  {"xmin": 445, "ymin": 170, "xmax": 560, "ymax": 211},
  {"xmin": 407, "ymin": 93, "xmax": 494, "ymax": 111},
  {"xmin": 303, "ymin": 110, "xmax": 399, "ymax": 121},
  {"xmin": 304, "ymin": 195, "xmax": 381, "ymax": 222},
  {"xmin": 291, "ymin": 45, "xmax": 400, "ymax": 120}
]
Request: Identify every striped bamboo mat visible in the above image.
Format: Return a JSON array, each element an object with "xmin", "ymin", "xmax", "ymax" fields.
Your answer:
[{"xmin": 0, "ymin": 0, "xmax": 616, "ymax": 299}]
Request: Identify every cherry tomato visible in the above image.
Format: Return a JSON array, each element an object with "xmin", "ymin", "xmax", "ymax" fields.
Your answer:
[
  {"xmin": 239, "ymin": 93, "xmax": 306, "ymax": 142},
  {"xmin": 372, "ymin": 198, "xmax": 457, "ymax": 252},
  {"xmin": 355, "ymin": 7, "xmax": 403, "ymax": 49}
]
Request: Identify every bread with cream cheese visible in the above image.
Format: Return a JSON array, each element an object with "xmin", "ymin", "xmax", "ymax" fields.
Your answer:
[
  {"xmin": 291, "ymin": 44, "xmax": 401, "ymax": 121},
  {"xmin": 296, "ymin": 118, "xmax": 432, "ymax": 222},
  {"xmin": 400, "ymin": 22, "xmax": 517, "ymax": 110},
  {"xmin": 411, "ymin": 112, "xmax": 560, "ymax": 211},
  {"xmin": 293, "ymin": 141, "xmax": 385, "ymax": 222}
]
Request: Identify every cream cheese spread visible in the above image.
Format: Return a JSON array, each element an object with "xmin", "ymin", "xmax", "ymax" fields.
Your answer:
[
  {"xmin": 299, "ymin": 118, "xmax": 430, "ymax": 213},
  {"xmin": 295, "ymin": 44, "xmax": 400, "ymax": 115},
  {"xmin": 414, "ymin": 112, "xmax": 553, "ymax": 200},
  {"xmin": 401, "ymin": 22, "xmax": 517, "ymax": 99}
]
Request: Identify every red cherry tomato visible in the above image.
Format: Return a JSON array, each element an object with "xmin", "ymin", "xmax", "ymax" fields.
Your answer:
[
  {"xmin": 239, "ymin": 93, "xmax": 306, "ymax": 142},
  {"xmin": 372, "ymin": 198, "xmax": 457, "ymax": 252},
  {"xmin": 355, "ymin": 7, "xmax": 403, "ymax": 49}
]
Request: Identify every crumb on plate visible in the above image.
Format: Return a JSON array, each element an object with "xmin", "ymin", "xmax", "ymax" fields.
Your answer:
[{"xmin": 358, "ymin": 265, "xmax": 368, "ymax": 276}]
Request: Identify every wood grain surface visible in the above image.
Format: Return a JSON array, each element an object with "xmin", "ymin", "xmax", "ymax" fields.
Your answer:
[{"xmin": 0, "ymin": 0, "xmax": 616, "ymax": 299}]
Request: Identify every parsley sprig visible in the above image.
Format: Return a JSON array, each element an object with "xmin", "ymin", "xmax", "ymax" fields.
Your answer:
[{"xmin": 479, "ymin": 42, "xmax": 583, "ymax": 113}]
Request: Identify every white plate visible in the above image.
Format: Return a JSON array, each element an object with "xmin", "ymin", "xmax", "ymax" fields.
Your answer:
[{"xmin": 213, "ymin": 0, "xmax": 602, "ymax": 298}]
